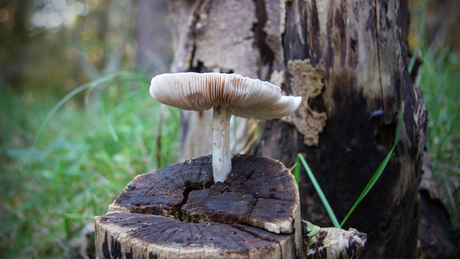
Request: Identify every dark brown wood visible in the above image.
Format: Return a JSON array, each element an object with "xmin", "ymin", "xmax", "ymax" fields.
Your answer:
[
  {"xmin": 95, "ymin": 212, "xmax": 294, "ymax": 258},
  {"xmin": 95, "ymin": 155, "xmax": 303, "ymax": 258},
  {"xmin": 254, "ymin": 1, "xmax": 427, "ymax": 258}
]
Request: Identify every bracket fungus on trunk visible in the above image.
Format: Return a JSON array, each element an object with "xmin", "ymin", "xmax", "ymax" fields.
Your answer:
[{"xmin": 150, "ymin": 72, "xmax": 302, "ymax": 182}]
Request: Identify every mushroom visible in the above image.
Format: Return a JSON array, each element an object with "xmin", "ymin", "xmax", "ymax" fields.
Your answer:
[{"xmin": 150, "ymin": 72, "xmax": 302, "ymax": 182}]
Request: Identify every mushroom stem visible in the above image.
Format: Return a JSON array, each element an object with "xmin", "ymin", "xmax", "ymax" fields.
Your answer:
[{"xmin": 212, "ymin": 104, "xmax": 234, "ymax": 182}]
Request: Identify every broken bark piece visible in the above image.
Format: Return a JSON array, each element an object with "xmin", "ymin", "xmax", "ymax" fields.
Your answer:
[
  {"xmin": 303, "ymin": 223, "xmax": 367, "ymax": 259},
  {"xmin": 96, "ymin": 154, "xmax": 303, "ymax": 258},
  {"xmin": 286, "ymin": 59, "xmax": 327, "ymax": 147}
]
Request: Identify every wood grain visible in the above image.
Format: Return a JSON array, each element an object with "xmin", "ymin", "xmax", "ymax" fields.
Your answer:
[{"xmin": 95, "ymin": 155, "xmax": 303, "ymax": 258}]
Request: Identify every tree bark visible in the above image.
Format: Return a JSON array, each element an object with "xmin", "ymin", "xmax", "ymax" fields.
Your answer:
[
  {"xmin": 258, "ymin": 1, "xmax": 426, "ymax": 258},
  {"xmin": 167, "ymin": 0, "xmax": 427, "ymax": 258}
]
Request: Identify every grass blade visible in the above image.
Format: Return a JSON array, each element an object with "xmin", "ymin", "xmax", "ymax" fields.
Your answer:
[
  {"xmin": 156, "ymin": 104, "xmax": 165, "ymax": 168},
  {"xmin": 340, "ymin": 104, "xmax": 404, "ymax": 227},
  {"xmin": 408, "ymin": 0, "xmax": 428, "ymax": 73},
  {"xmin": 103, "ymin": 92, "xmax": 119, "ymax": 142},
  {"xmin": 293, "ymin": 160, "xmax": 300, "ymax": 186},
  {"xmin": 298, "ymin": 154, "xmax": 340, "ymax": 228},
  {"xmin": 23, "ymin": 71, "xmax": 148, "ymax": 166}
]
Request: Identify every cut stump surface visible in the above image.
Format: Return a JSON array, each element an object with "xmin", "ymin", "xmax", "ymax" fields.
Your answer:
[{"xmin": 95, "ymin": 154, "xmax": 303, "ymax": 258}]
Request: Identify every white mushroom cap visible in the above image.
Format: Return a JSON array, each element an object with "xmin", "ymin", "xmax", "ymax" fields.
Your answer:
[
  {"xmin": 149, "ymin": 72, "xmax": 301, "ymax": 120},
  {"xmin": 150, "ymin": 72, "xmax": 302, "ymax": 183}
]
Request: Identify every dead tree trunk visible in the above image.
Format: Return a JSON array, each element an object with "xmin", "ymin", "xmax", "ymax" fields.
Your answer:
[{"xmin": 167, "ymin": 0, "xmax": 427, "ymax": 258}]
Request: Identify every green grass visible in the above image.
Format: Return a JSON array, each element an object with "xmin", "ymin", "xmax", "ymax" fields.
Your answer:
[
  {"xmin": 419, "ymin": 48, "xmax": 460, "ymax": 229},
  {"xmin": 0, "ymin": 75, "xmax": 180, "ymax": 258}
]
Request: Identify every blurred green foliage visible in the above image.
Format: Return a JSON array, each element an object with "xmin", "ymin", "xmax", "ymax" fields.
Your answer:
[
  {"xmin": 0, "ymin": 77, "xmax": 180, "ymax": 257},
  {"xmin": 419, "ymin": 48, "xmax": 460, "ymax": 229},
  {"xmin": 0, "ymin": 0, "xmax": 175, "ymax": 257}
]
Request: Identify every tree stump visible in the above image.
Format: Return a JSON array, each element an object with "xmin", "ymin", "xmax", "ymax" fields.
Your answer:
[{"xmin": 94, "ymin": 154, "xmax": 303, "ymax": 258}]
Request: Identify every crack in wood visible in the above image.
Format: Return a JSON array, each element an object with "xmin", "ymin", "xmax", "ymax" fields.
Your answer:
[
  {"xmin": 374, "ymin": 0, "xmax": 386, "ymax": 124},
  {"xmin": 98, "ymin": 155, "xmax": 302, "ymax": 257}
]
